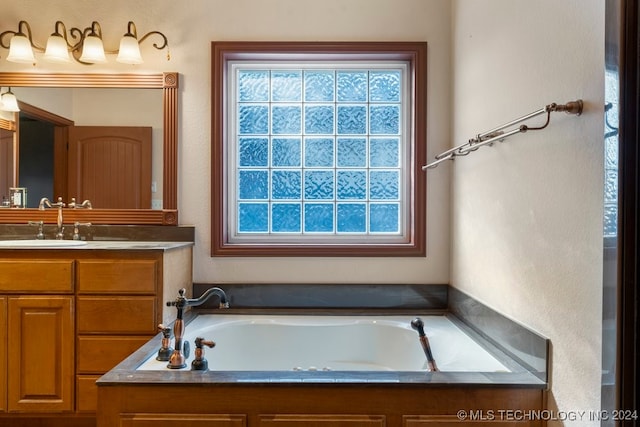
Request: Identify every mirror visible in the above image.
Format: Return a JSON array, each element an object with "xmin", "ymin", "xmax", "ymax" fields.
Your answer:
[{"xmin": 0, "ymin": 72, "xmax": 179, "ymax": 225}]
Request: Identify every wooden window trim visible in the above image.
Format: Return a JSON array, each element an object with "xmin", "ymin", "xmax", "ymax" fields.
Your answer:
[{"xmin": 211, "ymin": 41, "xmax": 427, "ymax": 257}]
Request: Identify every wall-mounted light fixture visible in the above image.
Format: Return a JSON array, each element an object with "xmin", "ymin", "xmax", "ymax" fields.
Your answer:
[
  {"xmin": 0, "ymin": 20, "xmax": 169, "ymax": 65},
  {"xmin": 0, "ymin": 88, "xmax": 20, "ymax": 112}
]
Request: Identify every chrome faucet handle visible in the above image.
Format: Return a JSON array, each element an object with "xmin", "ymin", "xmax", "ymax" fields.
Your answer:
[
  {"xmin": 73, "ymin": 222, "xmax": 92, "ymax": 241},
  {"xmin": 28, "ymin": 220, "xmax": 45, "ymax": 240}
]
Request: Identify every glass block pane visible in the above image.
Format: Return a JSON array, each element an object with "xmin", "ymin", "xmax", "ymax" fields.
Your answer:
[
  {"xmin": 238, "ymin": 105, "xmax": 269, "ymax": 134},
  {"xmin": 304, "ymin": 203, "xmax": 334, "ymax": 232},
  {"xmin": 272, "ymin": 203, "xmax": 302, "ymax": 232},
  {"xmin": 304, "ymin": 138, "xmax": 334, "ymax": 167},
  {"xmin": 238, "ymin": 70, "xmax": 269, "ymax": 102},
  {"xmin": 239, "ymin": 137, "xmax": 268, "ymax": 166},
  {"xmin": 238, "ymin": 203, "xmax": 269, "ymax": 232},
  {"xmin": 272, "ymin": 71, "xmax": 302, "ymax": 102},
  {"xmin": 370, "ymin": 203, "xmax": 399, "ymax": 233},
  {"xmin": 272, "ymin": 138, "xmax": 301, "ymax": 167},
  {"xmin": 272, "ymin": 105, "xmax": 302, "ymax": 134},
  {"xmin": 304, "ymin": 105, "xmax": 334, "ymax": 134},
  {"xmin": 337, "ymin": 138, "xmax": 366, "ymax": 167},
  {"xmin": 604, "ymin": 169, "xmax": 618, "ymax": 203},
  {"xmin": 370, "ymin": 138, "xmax": 400, "ymax": 167},
  {"xmin": 238, "ymin": 170, "xmax": 268, "ymax": 199},
  {"xmin": 337, "ymin": 71, "xmax": 367, "ymax": 102},
  {"xmin": 337, "ymin": 106, "xmax": 367, "ymax": 134},
  {"xmin": 272, "ymin": 170, "xmax": 302, "ymax": 200},
  {"xmin": 605, "ymin": 138, "xmax": 618, "ymax": 169},
  {"xmin": 369, "ymin": 71, "xmax": 401, "ymax": 102},
  {"xmin": 370, "ymin": 105, "xmax": 400, "ymax": 135},
  {"xmin": 369, "ymin": 171, "xmax": 399, "ymax": 200},
  {"xmin": 304, "ymin": 170, "xmax": 334, "ymax": 199},
  {"xmin": 337, "ymin": 171, "xmax": 366, "ymax": 200},
  {"xmin": 337, "ymin": 203, "xmax": 366, "ymax": 232},
  {"xmin": 304, "ymin": 71, "xmax": 335, "ymax": 102},
  {"xmin": 603, "ymin": 203, "xmax": 617, "ymax": 237}
]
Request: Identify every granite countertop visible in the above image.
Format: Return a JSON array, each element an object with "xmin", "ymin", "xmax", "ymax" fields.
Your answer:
[{"xmin": 0, "ymin": 240, "xmax": 193, "ymax": 251}]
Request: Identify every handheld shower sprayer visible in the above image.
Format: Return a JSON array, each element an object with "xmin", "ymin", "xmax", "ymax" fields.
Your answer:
[{"xmin": 411, "ymin": 317, "xmax": 438, "ymax": 372}]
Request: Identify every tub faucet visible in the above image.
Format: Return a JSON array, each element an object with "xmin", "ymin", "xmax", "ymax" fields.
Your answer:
[
  {"xmin": 39, "ymin": 197, "xmax": 65, "ymax": 239},
  {"xmin": 165, "ymin": 287, "xmax": 229, "ymax": 369}
]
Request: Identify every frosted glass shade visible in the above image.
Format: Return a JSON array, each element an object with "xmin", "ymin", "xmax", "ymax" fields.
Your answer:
[
  {"xmin": 44, "ymin": 34, "xmax": 71, "ymax": 63},
  {"xmin": 1, "ymin": 92, "xmax": 20, "ymax": 112},
  {"xmin": 6, "ymin": 35, "xmax": 35, "ymax": 63},
  {"xmin": 79, "ymin": 35, "xmax": 107, "ymax": 63},
  {"xmin": 116, "ymin": 35, "xmax": 143, "ymax": 64}
]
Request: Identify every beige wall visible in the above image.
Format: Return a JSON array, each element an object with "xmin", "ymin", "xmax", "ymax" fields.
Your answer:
[
  {"xmin": 450, "ymin": 0, "xmax": 604, "ymax": 423},
  {"xmin": 1, "ymin": 0, "xmax": 452, "ymax": 284}
]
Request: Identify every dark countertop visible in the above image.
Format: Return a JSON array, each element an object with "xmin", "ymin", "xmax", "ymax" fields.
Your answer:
[{"xmin": 0, "ymin": 240, "xmax": 193, "ymax": 251}]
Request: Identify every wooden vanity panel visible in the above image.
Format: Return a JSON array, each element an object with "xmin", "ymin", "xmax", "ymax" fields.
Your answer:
[
  {"xmin": 77, "ymin": 336, "xmax": 151, "ymax": 374},
  {"xmin": 403, "ymin": 416, "xmax": 532, "ymax": 426},
  {"xmin": 77, "ymin": 258, "xmax": 159, "ymax": 294},
  {"xmin": 0, "ymin": 259, "xmax": 74, "ymax": 293},
  {"xmin": 7, "ymin": 296, "xmax": 74, "ymax": 412},
  {"xmin": 77, "ymin": 296, "xmax": 157, "ymax": 334},
  {"xmin": 258, "ymin": 415, "xmax": 386, "ymax": 426},
  {"xmin": 0, "ymin": 298, "xmax": 5, "ymax": 413},
  {"xmin": 119, "ymin": 414, "xmax": 247, "ymax": 426},
  {"xmin": 76, "ymin": 375, "xmax": 101, "ymax": 413}
]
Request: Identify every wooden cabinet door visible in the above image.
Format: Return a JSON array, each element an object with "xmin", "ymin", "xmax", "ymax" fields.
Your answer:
[
  {"xmin": 0, "ymin": 297, "xmax": 5, "ymax": 413},
  {"xmin": 7, "ymin": 296, "xmax": 74, "ymax": 412}
]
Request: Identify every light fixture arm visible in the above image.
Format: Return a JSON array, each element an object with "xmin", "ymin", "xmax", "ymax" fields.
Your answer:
[{"xmin": 0, "ymin": 20, "xmax": 44, "ymax": 52}]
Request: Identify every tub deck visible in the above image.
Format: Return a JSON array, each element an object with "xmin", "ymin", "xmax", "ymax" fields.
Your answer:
[{"xmin": 97, "ymin": 310, "xmax": 547, "ymax": 427}]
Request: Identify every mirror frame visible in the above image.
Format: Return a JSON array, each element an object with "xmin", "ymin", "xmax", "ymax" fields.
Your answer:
[{"xmin": 0, "ymin": 72, "xmax": 179, "ymax": 225}]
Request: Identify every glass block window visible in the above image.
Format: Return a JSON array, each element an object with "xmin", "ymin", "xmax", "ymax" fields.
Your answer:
[
  {"xmin": 234, "ymin": 67, "xmax": 404, "ymax": 236},
  {"xmin": 604, "ymin": 68, "xmax": 619, "ymax": 238},
  {"xmin": 212, "ymin": 42, "xmax": 427, "ymax": 256}
]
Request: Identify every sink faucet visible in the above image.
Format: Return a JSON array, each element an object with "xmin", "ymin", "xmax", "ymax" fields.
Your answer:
[
  {"xmin": 68, "ymin": 198, "xmax": 93, "ymax": 209},
  {"xmin": 165, "ymin": 287, "xmax": 229, "ymax": 369},
  {"xmin": 39, "ymin": 197, "xmax": 66, "ymax": 240}
]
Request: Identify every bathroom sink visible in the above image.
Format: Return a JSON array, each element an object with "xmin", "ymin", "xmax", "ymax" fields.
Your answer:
[{"xmin": 0, "ymin": 239, "xmax": 88, "ymax": 248}]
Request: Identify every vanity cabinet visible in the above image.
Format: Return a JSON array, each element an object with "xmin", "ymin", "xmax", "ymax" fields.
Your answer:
[
  {"xmin": 0, "ymin": 243, "xmax": 193, "ymax": 426},
  {"xmin": 0, "ymin": 258, "xmax": 75, "ymax": 414},
  {"xmin": 7, "ymin": 296, "xmax": 74, "ymax": 412},
  {"xmin": 0, "ymin": 297, "xmax": 5, "ymax": 414},
  {"xmin": 75, "ymin": 254, "xmax": 165, "ymax": 413}
]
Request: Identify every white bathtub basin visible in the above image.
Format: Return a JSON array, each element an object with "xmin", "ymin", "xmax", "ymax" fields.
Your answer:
[
  {"xmin": 0, "ymin": 239, "xmax": 88, "ymax": 248},
  {"xmin": 138, "ymin": 315, "xmax": 511, "ymax": 372}
]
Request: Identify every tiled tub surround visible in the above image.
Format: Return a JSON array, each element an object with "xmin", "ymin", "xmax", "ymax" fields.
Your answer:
[{"xmin": 97, "ymin": 285, "xmax": 549, "ymax": 426}]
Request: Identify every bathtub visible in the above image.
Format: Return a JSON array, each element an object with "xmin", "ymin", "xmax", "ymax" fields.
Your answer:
[{"xmin": 137, "ymin": 314, "xmax": 511, "ymax": 372}]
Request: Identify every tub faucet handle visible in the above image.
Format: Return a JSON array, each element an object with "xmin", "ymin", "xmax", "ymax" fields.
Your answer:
[
  {"xmin": 156, "ymin": 324, "xmax": 173, "ymax": 362},
  {"xmin": 191, "ymin": 337, "xmax": 216, "ymax": 371}
]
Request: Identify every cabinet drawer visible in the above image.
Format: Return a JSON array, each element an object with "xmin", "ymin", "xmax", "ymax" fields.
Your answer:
[
  {"xmin": 0, "ymin": 259, "xmax": 74, "ymax": 292},
  {"xmin": 77, "ymin": 336, "xmax": 151, "ymax": 374},
  {"xmin": 77, "ymin": 259, "xmax": 158, "ymax": 294},
  {"xmin": 77, "ymin": 296, "xmax": 157, "ymax": 334},
  {"xmin": 120, "ymin": 414, "xmax": 246, "ymax": 426},
  {"xmin": 76, "ymin": 375, "xmax": 100, "ymax": 413}
]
